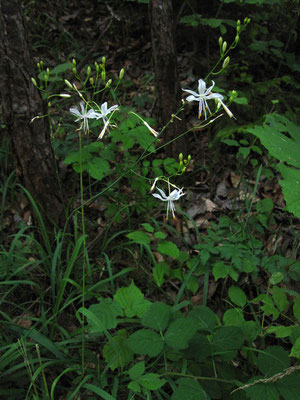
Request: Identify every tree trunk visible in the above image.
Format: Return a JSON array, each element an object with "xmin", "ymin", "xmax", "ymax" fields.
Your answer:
[
  {"xmin": 149, "ymin": 0, "xmax": 187, "ymax": 157},
  {"xmin": 0, "ymin": 0, "xmax": 65, "ymax": 231}
]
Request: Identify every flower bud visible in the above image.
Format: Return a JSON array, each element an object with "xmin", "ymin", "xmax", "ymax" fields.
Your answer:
[
  {"xmin": 218, "ymin": 37, "xmax": 223, "ymax": 47},
  {"xmin": 237, "ymin": 19, "xmax": 241, "ymax": 26},
  {"xmin": 222, "ymin": 41, "xmax": 227, "ymax": 53},
  {"xmin": 87, "ymin": 66, "xmax": 91, "ymax": 76},
  {"xmin": 237, "ymin": 25, "xmax": 241, "ymax": 34},
  {"xmin": 231, "ymin": 90, "xmax": 237, "ymax": 96},
  {"xmin": 89, "ymin": 77, "xmax": 94, "ymax": 85},
  {"xmin": 72, "ymin": 67, "xmax": 77, "ymax": 75},
  {"xmin": 44, "ymin": 73, "xmax": 49, "ymax": 83},
  {"xmin": 46, "ymin": 67, "xmax": 50, "ymax": 76},
  {"xmin": 105, "ymin": 79, "xmax": 112, "ymax": 88},
  {"xmin": 119, "ymin": 68, "xmax": 125, "ymax": 80},
  {"xmin": 222, "ymin": 56, "xmax": 230, "ymax": 69},
  {"xmin": 247, "ymin": 18, "xmax": 251, "ymax": 24},
  {"xmin": 94, "ymin": 61, "xmax": 99, "ymax": 72},
  {"xmin": 235, "ymin": 35, "xmax": 239, "ymax": 44},
  {"xmin": 31, "ymin": 77, "xmax": 38, "ymax": 87},
  {"xmin": 101, "ymin": 70, "xmax": 106, "ymax": 81},
  {"xmin": 188, "ymin": 155, "xmax": 192, "ymax": 162},
  {"xmin": 179, "ymin": 153, "xmax": 183, "ymax": 161},
  {"xmin": 72, "ymin": 59, "xmax": 76, "ymax": 67},
  {"xmin": 64, "ymin": 79, "xmax": 73, "ymax": 89},
  {"xmin": 59, "ymin": 93, "xmax": 71, "ymax": 98},
  {"xmin": 102, "ymin": 56, "xmax": 106, "ymax": 65},
  {"xmin": 244, "ymin": 17, "xmax": 248, "ymax": 24}
]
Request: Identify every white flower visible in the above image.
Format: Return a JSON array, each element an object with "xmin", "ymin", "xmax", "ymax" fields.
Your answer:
[
  {"xmin": 182, "ymin": 79, "xmax": 233, "ymax": 119},
  {"xmin": 70, "ymin": 102, "xmax": 97, "ymax": 133},
  {"xmin": 152, "ymin": 187, "xmax": 185, "ymax": 218},
  {"xmin": 93, "ymin": 102, "xmax": 118, "ymax": 139},
  {"xmin": 143, "ymin": 120, "xmax": 159, "ymax": 137}
]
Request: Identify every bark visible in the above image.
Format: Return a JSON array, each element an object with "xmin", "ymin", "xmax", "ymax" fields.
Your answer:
[
  {"xmin": 149, "ymin": 0, "xmax": 187, "ymax": 157},
  {"xmin": 0, "ymin": 0, "xmax": 65, "ymax": 231}
]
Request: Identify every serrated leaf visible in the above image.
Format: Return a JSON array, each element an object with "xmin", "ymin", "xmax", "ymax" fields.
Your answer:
[
  {"xmin": 157, "ymin": 240, "xmax": 180, "ymax": 259},
  {"xmin": 228, "ymin": 286, "xmax": 247, "ymax": 308},
  {"xmin": 127, "ymin": 329, "xmax": 163, "ymax": 357},
  {"xmin": 184, "ymin": 333, "xmax": 211, "ymax": 362},
  {"xmin": 141, "ymin": 223, "xmax": 154, "ymax": 233},
  {"xmin": 245, "ymin": 382, "xmax": 280, "ymax": 400},
  {"xmin": 153, "ymin": 262, "xmax": 170, "ymax": 287},
  {"xmin": 290, "ymin": 337, "xmax": 300, "ymax": 358},
  {"xmin": 86, "ymin": 299, "xmax": 122, "ymax": 334},
  {"xmin": 293, "ymin": 296, "xmax": 300, "ymax": 322},
  {"xmin": 113, "ymin": 281, "xmax": 151, "ymax": 318},
  {"xmin": 277, "ymin": 370, "xmax": 300, "ymax": 399},
  {"xmin": 213, "ymin": 261, "xmax": 230, "ymax": 280},
  {"xmin": 257, "ymin": 346, "xmax": 290, "ymax": 377},
  {"xmin": 272, "ymin": 286, "xmax": 289, "ymax": 312},
  {"xmin": 127, "ymin": 381, "xmax": 141, "ymax": 393},
  {"xmin": 126, "ymin": 231, "xmax": 151, "ymax": 245},
  {"xmin": 129, "ymin": 361, "xmax": 145, "ymax": 381},
  {"xmin": 141, "ymin": 302, "xmax": 171, "ymax": 331},
  {"xmin": 165, "ymin": 317, "xmax": 198, "ymax": 350},
  {"xmin": 171, "ymin": 378, "xmax": 207, "ymax": 400},
  {"xmin": 277, "ymin": 163, "xmax": 300, "ymax": 218},
  {"xmin": 139, "ymin": 373, "xmax": 166, "ymax": 390},
  {"xmin": 87, "ymin": 157, "xmax": 110, "ymax": 181},
  {"xmin": 211, "ymin": 326, "xmax": 244, "ymax": 360},
  {"xmin": 188, "ymin": 305, "xmax": 217, "ymax": 333},
  {"xmin": 103, "ymin": 329, "xmax": 133, "ymax": 370}
]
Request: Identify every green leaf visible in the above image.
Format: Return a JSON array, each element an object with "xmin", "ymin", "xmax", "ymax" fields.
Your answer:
[
  {"xmin": 86, "ymin": 299, "xmax": 123, "ymax": 334},
  {"xmin": 157, "ymin": 240, "xmax": 180, "ymax": 259},
  {"xmin": 228, "ymin": 286, "xmax": 247, "ymax": 308},
  {"xmin": 293, "ymin": 296, "xmax": 300, "ymax": 322},
  {"xmin": 184, "ymin": 333, "xmax": 211, "ymax": 362},
  {"xmin": 139, "ymin": 373, "xmax": 166, "ymax": 390},
  {"xmin": 272, "ymin": 286, "xmax": 289, "ymax": 312},
  {"xmin": 257, "ymin": 346, "xmax": 290, "ymax": 377},
  {"xmin": 277, "ymin": 163, "xmax": 300, "ymax": 218},
  {"xmin": 113, "ymin": 281, "xmax": 151, "ymax": 317},
  {"xmin": 267, "ymin": 326, "xmax": 292, "ymax": 338},
  {"xmin": 127, "ymin": 329, "xmax": 163, "ymax": 357},
  {"xmin": 213, "ymin": 261, "xmax": 230, "ymax": 280},
  {"xmin": 165, "ymin": 317, "xmax": 198, "ymax": 350},
  {"xmin": 188, "ymin": 305, "xmax": 217, "ymax": 333},
  {"xmin": 245, "ymin": 382, "xmax": 280, "ymax": 400},
  {"xmin": 211, "ymin": 326, "xmax": 244, "ymax": 360},
  {"xmin": 153, "ymin": 262, "xmax": 170, "ymax": 286},
  {"xmin": 129, "ymin": 361, "xmax": 145, "ymax": 381},
  {"xmin": 128, "ymin": 381, "xmax": 141, "ymax": 393},
  {"xmin": 126, "ymin": 231, "xmax": 151, "ymax": 245},
  {"xmin": 103, "ymin": 329, "xmax": 133, "ymax": 370},
  {"xmin": 141, "ymin": 302, "xmax": 171, "ymax": 331},
  {"xmin": 270, "ymin": 272, "xmax": 285, "ymax": 285},
  {"xmin": 87, "ymin": 157, "xmax": 110, "ymax": 181},
  {"xmin": 141, "ymin": 223, "xmax": 154, "ymax": 233},
  {"xmin": 277, "ymin": 371, "xmax": 300, "ymax": 399},
  {"xmin": 223, "ymin": 308, "xmax": 245, "ymax": 326},
  {"xmin": 290, "ymin": 337, "xmax": 300, "ymax": 358},
  {"xmin": 171, "ymin": 378, "xmax": 207, "ymax": 400}
]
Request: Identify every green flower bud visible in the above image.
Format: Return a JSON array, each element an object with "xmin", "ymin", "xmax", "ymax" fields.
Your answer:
[
  {"xmin": 31, "ymin": 77, "xmax": 38, "ymax": 87},
  {"xmin": 89, "ymin": 77, "xmax": 94, "ymax": 85},
  {"xmin": 40, "ymin": 60, "xmax": 44, "ymax": 69},
  {"xmin": 222, "ymin": 41, "xmax": 227, "ymax": 53},
  {"xmin": 222, "ymin": 56, "xmax": 230, "ymax": 69},
  {"xmin": 179, "ymin": 160, "xmax": 183, "ymax": 169},
  {"xmin": 237, "ymin": 19, "xmax": 241, "ymax": 26},
  {"xmin": 105, "ymin": 79, "xmax": 112, "ymax": 88},
  {"xmin": 87, "ymin": 66, "xmax": 91, "ymax": 76},
  {"xmin": 64, "ymin": 79, "xmax": 73, "ymax": 89},
  {"xmin": 101, "ymin": 70, "xmax": 106, "ymax": 81},
  {"xmin": 44, "ymin": 73, "xmax": 48, "ymax": 82},
  {"xmin": 94, "ymin": 61, "xmax": 99, "ymax": 72},
  {"xmin": 102, "ymin": 56, "xmax": 106, "ymax": 65},
  {"xmin": 244, "ymin": 17, "xmax": 248, "ymax": 24},
  {"xmin": 235, "ymin": 35, "xmax": 239, "ymax": 43},
  {"xmin": 218, "ymin": 37, "xmax": 223, "ymax": 46},
  {"xmin": 231, "ymin": 90, "xmax": 237, "ymax": 96},
  {"xmin": 37, "ymin": 62, "xmax": 40, "ymax": 71},
  {"xmin": 179, "ymin": 153, "xmax": 183, "ymax": 161},
  {"xmin": 188, "ymin": 155, "xmax": 191, "ymax": 162},
  {"xmin": 237, "ymin": 25, "xmax": 241, "ymax": 34},
  {"xmin": 119, "ymin": 68, "xmax": 125, "ymax": 80},
  {"xmin": 72, "ymin": 67, "xmax": 77, "ymax": 75},
  {"xmin": 46, "ymin": 67, "xmax": 50, "ymax": 76},
  {"xmin": 72, "ymin": 59, "xmax": 76, "ymax": 67},
  {"xmin": 247, "ymin": 18, "xmax": 251, "ymax": 24}
]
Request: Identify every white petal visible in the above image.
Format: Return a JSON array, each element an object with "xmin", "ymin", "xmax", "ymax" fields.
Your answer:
[
  {"xmin": 182, "ymin": 88, "xmax": 199, "ymax": 97},
  {"xmin": 152, "ymin": 193, "xmax": 164, "ymax": 201},
  {"xmin": 206, "ymin": 92, "xmax": 223, "ymax": 100},
  {"xmin": 205, "ymin": 80, "xmax": 215, "ymax": 95},
  {"xmin": 107, "ymin": 105, "xmax": 118, "ymax": 114},
  {"xmin": 97, "ymin": 120, "xmax": 110, "ymax": 140},
  {"xmin": 70, "ymin": 107, "xmax": 81, "ymax": 118},
  {"xmin": 101, "ymin": 102, "xmax": 108, "ymax": 115},
  {"xmin": 186, "ymin": 94, "xmax": 200, "ymax": 102},
  {"xmin": 198, "ymin": 79, "xmax": 207, "ymax": 95}
]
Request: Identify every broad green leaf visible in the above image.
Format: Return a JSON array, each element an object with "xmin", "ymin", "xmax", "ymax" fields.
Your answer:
[
  {"xmin": 272, "ymin": 286, "xmax": 289, "ymax": 312},
  {"xmin": 127, "ymin": 329, "xmax": 163, "ymax": 357},
  {"xmin": 184, "ymin": 333, "xmax": 211, "ymax": 362},
  {"xmin": 114, "ymin": 281, "xmax": 151, "ymax": 317},
  {"xmin": 126, "ymin": 231, "xmax": 151, "ymax": 245},
  {"xmin": 139, "ymin": 373, "xmax": 166, "ymax": 390},
  {"xmin": 157, "ymin": 240, "xmax": 180, "ymax": 259},
  {"xmin": 252, "ymin": 294, "xmax": 279, "ymax": 320},
  {"xmin": 189, "ymin": 305, "xmax": 217, "ymax": 333},
  {"xmin": 223, "ymin": 308, "xmax": 245, "ymax": 326},
  {"xmin": 141, "ymin": 223, "xmax": 154, "ymax": 233},
  {"xmin": 87, "ymin": 157, "xmax": 110, "ymax": 181},
  {"xmin": 228, "ymin": 286, "xmax": 247, "ymax": 308},
  {"xmin": 267, "ymin": 326, "xmax": 292, "ymax": 338},
  {"xmin": 153, "ymin": 261, "xmax": 170, "ymax": 286},
  {"xmin": 141, "ymin": 302, "xmax": 171, "ymax": 332},
  {"xmin": 270, "ymin": 272, "xmax": 285, "ymax": 285},
  {"xmin": 211, "ymin": 326, "xmax": 244, "ymax": 360},
  {"xmin": 290, "ymin": 337, "xmax": 300, "ymax": 358},
  {"xmin": 171, "ymin": 378, "xmax": 207, "ymax": 400},
  {"xmin": 86, "ymin": 299, "xmax": 122, "ymax": 334},
  {"xmin": 257, "ymin": 346, "xmax": 290, "ymax": 377},
  {"xmin": 103, "ymin": 329, "xmax": 133, "ymax": 370},
  {"xmin": 213, "ymin": 261, "xmax": 230, "ymax": 280},
  {"xmin": 165, "ymin": 317, "xmax": 198, "ymax": 350},
  {"xmin": 245, "ymin": 382, "xmax": 280, "ymax": 400},
  {"xmin": 277, "ymin": 163, "xmax": 300, "ymax": 217},
  {"xmin": 129, "ymin": 361, "xmax": 145, "ymax": 381},
  {"xmin": 293, "ymin": 296, "xmax": 300, "ymax": 322},
  {"xmin": 128, "ymin": 381, "xmax": 141, "ymax": 393},
  {"xmin": 277, "ymin": 371, "xmax": 300, "ymax": 399}
]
